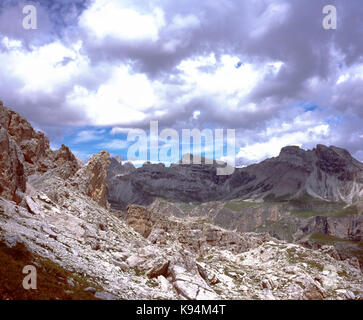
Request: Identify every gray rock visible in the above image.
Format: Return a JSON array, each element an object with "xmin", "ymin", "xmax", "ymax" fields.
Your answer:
[
  {"xmin": 4, "ymin": 234, "xmax": 19, "ymax": 248},
  {"xmin": 345, "ymin": 290, "xmax": 355, "ymax": 300},
  {"xmin": 0, "ymin": 128, "xmax": 26, "ymax": 204},
  {"xmin": 94, "ymin": 291, "xmax": 119, "ymax": 300},
  {"xmin": 84, "ymin": 287, "xmax": 97, "ymax": 293},
  {"xmin": 67, "ymin": 279, "xmax": 75, "ymax": 287}
]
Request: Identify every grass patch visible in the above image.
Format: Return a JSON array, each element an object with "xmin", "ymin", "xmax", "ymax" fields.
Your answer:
[
  {"xmin": 309, "ymin": 233, "xmax": 363, "ymax": 271},
  {"xmin": 176, "ymin": 202, "xmax": 198, "ymax": 213},
  {"xmin": 0, "ymin": 241, "xmax": 103, "ymax": 300},
  {"xmin": 146, "ymin": 279, "xmax": 159, "ymax": 288},
  {"xmin": 291, "ymin": 205, "xmax": 358, "ymax": 219},
  {"xmin": 133, "ymin": 267, "xmax": 145, "ymax": 277},
  {"xmin": 224, "ymin": 200, "xmax": 267, "ymax": 212}
]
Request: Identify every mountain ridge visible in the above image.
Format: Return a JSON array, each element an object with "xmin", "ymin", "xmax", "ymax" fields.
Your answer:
[{"xmin": 107, "ymin": 144, "xmax": 363, "ymax": 210}]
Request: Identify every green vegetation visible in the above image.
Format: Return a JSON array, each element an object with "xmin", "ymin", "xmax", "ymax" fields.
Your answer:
[
  {"xmin": 224, "ymin": 200, "xmax": 268, "ymax": 211},
  {"xmin": 0, "ymin": 242, "xmax": 102, "ymax": 300},
  {"xmin": 285, "ymin": 248, "xmax": 324, "ymax": 272},
  {"xmin": 176, "ymin": 202, "xmax": 198, "ymax": 213},
  {"xmin": 309, "ymin": 233, "xmax": 362, "ymax": 247},
  {"xmin": 291, "ymin": 204, "xmax": 358, "ymax": 219},
  {"xmin": 309, "ymin": 233, "xmax": 363, "ymax": 270},
  {"xmin": 146, "ymin": 279, "xmax": 158, "ymax": 288},
  {"xmin": 287, "ymin": 193, "xmax": 357, "ymax": 219},
  {"xmin": 133, "ymin": 267, "xmax": 145, "ymax": 277}
]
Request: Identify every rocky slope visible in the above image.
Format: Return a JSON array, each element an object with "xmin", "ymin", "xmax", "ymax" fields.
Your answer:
[
  {"xmin": 108, "ymin": 142, "xmax": 362, "ymax": 268},
  {"xmin": 148, "ymin": 198, "xmax": 362, "ymax": 241},
  {"xmin": 0, "ymin": 103, "xmax": 362, "ymax": 300}
]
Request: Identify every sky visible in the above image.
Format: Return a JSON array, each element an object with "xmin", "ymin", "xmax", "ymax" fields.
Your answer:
[{"xmin": 0, "ymin": 0, "xmax": 362, "ymax": 165}]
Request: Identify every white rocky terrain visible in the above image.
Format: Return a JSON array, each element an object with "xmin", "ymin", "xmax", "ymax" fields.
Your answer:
[{"xmin": 0, "ymin": 102, "xmax": 362, "ymax": 300}]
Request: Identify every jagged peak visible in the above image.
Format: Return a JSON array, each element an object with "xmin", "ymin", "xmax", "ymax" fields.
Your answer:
[{"xmin": 73, "ymin": 150, "xmax": 111, "ymax": 209}]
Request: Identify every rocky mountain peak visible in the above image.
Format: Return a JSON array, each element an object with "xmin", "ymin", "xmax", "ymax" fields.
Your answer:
[
  {"xmin": 314, "ymin": 144, "xmax": 358, "ymax": 163},
  {"xmin": 73, "ymin": 151, "xmax": 111, "ymax": 209},
  {"xmin": 279, "ymin": 145, "xmax": 304, "ymax": 155},
  {"xmin": 0, "ymin": 103, "xmax": 81, "ymax": 204},
  {"xmin": 0, "ymin": 103, "xmax": 80, "ymax": 178},
  {"xmin": 313, "ymin": 144, "xmax": 363, "ymax": 182}
]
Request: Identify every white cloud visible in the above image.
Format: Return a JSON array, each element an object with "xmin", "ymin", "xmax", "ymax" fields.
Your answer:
[
  {"xmin": 98, "ymin": 139, "xmax": 129, "ymax": 150},
  {"xmin": 169, "ymin": 14, "xmax": 200, "ymax": 31},
  {"xmin": 66, "ymin": 64, "xmax": 159, "ymax": 125},
  {"xmin": 0, "ymin": 0, "xmax": 362, "ymax": 161},
  {"xmin": 176, "ymin": 54, "xmax": 283, "ymax": 106},
  {"xmin": 2, "ymin": 37, "xmax": 22, "ymax": 49},
  {"xmin": 72, "ymin": 129, "xmax": 105, "ymax": 143},
  {"xmin": 193, "ymin": 110, "xmax": 200, "ymax": 119},
  {"xmin": 237, "ymin": 124, "xmax": 330, "ymax": 162},
  {"xmin": 79, "ymin": 0, "xmax": 165, "ymax": 42},
  {"xmin": 0, "ymin": 39, "xmax": 87, "ymax": 94},
  {"xmin": 110, "ymin": 127, "xmax": 133, "ymax": 135},
  {"xmin": 250, "ymin": 2, "xmax": 291, "ymax": 38}
]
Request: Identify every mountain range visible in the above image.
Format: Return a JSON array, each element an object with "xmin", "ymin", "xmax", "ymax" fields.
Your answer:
[{"xmin": 108, "ymin": 144, "xmax": 363, "ymax": 208}]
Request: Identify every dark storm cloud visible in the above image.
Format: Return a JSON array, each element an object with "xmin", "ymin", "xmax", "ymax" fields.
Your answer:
[
  {"xmin": 78, "ymin": 0, "xmax": 363, "ymax": 129},
  {"xmin": 0, "ymin": 0, "xmax": 90, "ymax": 47},
  {"xmin": 81, "ymin": 0, "xmax": 252, "ymax": 77},
  {"xmin": 331, "ymin": 78, "xmax": 363, "ymax": 118}
]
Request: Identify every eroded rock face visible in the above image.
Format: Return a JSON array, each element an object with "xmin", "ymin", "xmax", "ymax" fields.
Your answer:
[
  {"xmin": 302, "ymin": 215, "xmax": 363, "ymax": 241},
  {"xmin": 0, "ymin": 104, "xmax": 79, "ymax": 178},
  {"xmin": 73, "ymin": 151, "xmax": 111, "ymax": 209},
  {"xmin": 126, "ymin": 204, "xmax": 273, "ymax": 255},
  {"xmin": 0, "ymin": 128, "xmax": 26, "ymax": 203}
]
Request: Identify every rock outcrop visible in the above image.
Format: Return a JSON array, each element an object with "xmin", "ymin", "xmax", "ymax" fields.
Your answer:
[
  {"xmin": 301, "ymin": 215, "xmax": 363, "ymax": 241},
  {"xmin": 72, "ymin": 151, "xmax": 111, "ymax": 209},
  {"xmin": 0, "ymin": 128, "xmax": 26, "ymax": 204},
  {"xmin": 126, "ymin": 204, "xmax": 272, "ymax": 255},
  {"xmin": 0, "ymin": 103, "xmax": 80, "ymax": 179},
  {"xmin": 122, "ymin": 204, "xmax": 362, "ymax": 300}
]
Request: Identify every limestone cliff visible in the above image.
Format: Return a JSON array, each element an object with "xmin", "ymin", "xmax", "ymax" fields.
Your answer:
[{"xmin": 72, "ymin": 151, "xmax": 111, "ymax": 209}]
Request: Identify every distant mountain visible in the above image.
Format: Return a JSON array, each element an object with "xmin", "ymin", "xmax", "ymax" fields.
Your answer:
[{"xmin": 107, "ymin": 145, "xmax": 363, "ymax": 210}]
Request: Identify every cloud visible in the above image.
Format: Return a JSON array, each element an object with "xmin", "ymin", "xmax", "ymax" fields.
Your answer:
[
  {"xmin": 237, "ymin": 123, "xmax": 330, "ymax": 163},
  {"xmin": 97, "ymin": 139, "xmax": 129, "ymax": 150},
  {"xmin": 79, "ymin": 0, "xmax": 165, "ymax": 42},
  {"xmin": 72, "ymin": 129, "xmax": 105, "ymax": 143},
  {"xmin": 0, "ymin": 0, "xmax": 362, "ymax": 163}
]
